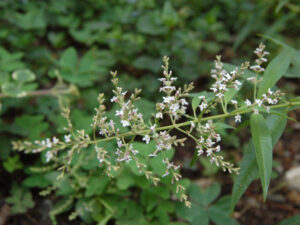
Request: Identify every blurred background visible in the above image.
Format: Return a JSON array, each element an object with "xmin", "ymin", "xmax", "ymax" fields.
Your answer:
[{"xmin": 0, "ymin": 0, "xmax": 300, "ymax": 224}]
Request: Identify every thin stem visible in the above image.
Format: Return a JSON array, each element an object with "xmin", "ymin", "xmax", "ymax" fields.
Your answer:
[
  {"xmin": 0, "ymin": 86, "xmax": 74, "ymax": 99},
  {"xmin": 85, "ymin": 100, "xmax": 300, "ymax": 145},
  {"xmin": 253, "ymin": 74, "xmax": 258, "ymax": 101}
]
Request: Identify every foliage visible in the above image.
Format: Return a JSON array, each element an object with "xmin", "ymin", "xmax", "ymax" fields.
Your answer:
[
  {"xmin": 5, "ymin": 183, "xmax": 35, "ymax": 214},
  {"xmin": 1, "ymin": 1, "xmax": 300, "ymax": 225}
]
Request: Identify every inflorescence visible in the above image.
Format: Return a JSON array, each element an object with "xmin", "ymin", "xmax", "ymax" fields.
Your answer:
[{"xmin": 12, "ymin": 44, "xmax": 284, "ymax": 207}]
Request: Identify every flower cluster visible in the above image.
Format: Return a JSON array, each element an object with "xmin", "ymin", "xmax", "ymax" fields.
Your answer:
[
  {"xmin": 156, "ymin": 56, "xmax": 194, "ymax": 120},
  {"xmin": 12, "ymin": 44, "xmax": 286, "ymax": 208}
]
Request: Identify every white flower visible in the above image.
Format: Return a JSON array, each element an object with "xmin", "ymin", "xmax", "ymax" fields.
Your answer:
[
  {"xmin": 115, "ymin": 109, "xmax": 124, "ymax": 117},
  {"xmin": 110, "ymin": 96, "xmax": 118, "ymax": 102},
  {"xmin": 170, "ymin": 77, "xmax": 177, "ymax": 81},
  {"xmin": 150, "ymin": 124, "xmax": 156, "ymax": 132},
  {"xmin": 156, "ymin": 112, "xmax": 163, "ymax": 119},
  {"xmin": 52, "ymin": 136, "xmax": 59, "ymax": 145},
  {"xmin": 191, "ymin": 121, "xmax": 195, "ymax": 128},
  {"xmin": 198, "ymin": 96, "xmax": 205, "ymax": 100},
  {"xmin": 163, "ymin": 96, "xmax": 175, "ymax": 104},
  {"xmin": 199, "ymin": 102, "xmax": 208, "ymax": 111},
  {"xmin": 235, "ymin": 80, "xmax": 242, "ymax": 86},
  {"xmin": 247, "ymin": 77, "xmax": 256, "ymax": 81},
  {"xmin": 216, "ymin": 145, "xmax": 221, "ymax": 152},
  {"xmin": 197, "ymin": 149, "xmax": 204, "ymax": 156},
  {"xmin": 268, "ymin": 88, "xmax": 273, "ymax": 95},
  {"xmin": 255, "ymin": 99, "xmax": 263, "ymax": 107},
  {"xmin": 64, "ymin": 134, "xmax": 71, "ymax": 143},
  {"xmin": 235, "ymin": 114, "xmax": 241, "ymax": 123},
  {"xmin": 121, "ymin": 120, "xmax": 130, "ymax": 127},
  {"xmin": 254, "ymin": 109, "xmax": 259, "ymax": 114},
  {"xmin": 206, "ymin": 138, "xmax": 215, "ymax": 147},
  {"xmin": 46, "ymin": 138, "xmax": 52, "ymax": 148},
  {"xmin": 216, "ymin": 93, "xmax": 224, "ymax": 98},
  {"xmin": 142, "ymin": 135, "xmax": 150, "ymax": 144},
  {"xmin": 231, "ymin": 100, "xmax": 238, "ymax": 105},
  {"xmin": 245, "ymin": 99, "xmax": 252, "ymax": 106},
  {"xmin": 46, "ymin": 151, "xmax": 53, "ymax": 162}
]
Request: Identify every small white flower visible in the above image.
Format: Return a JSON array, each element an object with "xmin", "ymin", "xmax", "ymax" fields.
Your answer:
[
  {"xmin": 216, "ymin": 145, "xmax": 221, "ymax": 152},
  {"xmin": 235, "ymin": 114, "xmax": 241, "ymax": 123},
  {"xmin": 231, "ymin": 100, "xmax": 238, "ymax": 105},
  {"xmin": 255, "ymin": 99, "xmax": 263, "ymax": 107},
  {"xmin": 245, "ymin": 99, "xmax": 252, "ymax": 106},
  {"xmin": 52, "ymin": 137, "xmax": 59, "ymax": 145},
  {"xmin": 268, "ymin": 88, "xmax": 273, "ymax": 95},
  {"xmin": 156, "ymin": 112, "xmax": 163, "ymax": 119},
  {"xmin": 216, "ymin": 93, "xmax": 224, "ymax": 98},
  {"xmin": 110, "ymin": 96, "xmax": 118, "ymax": 102},
  {"xmin": 199, "ymin": 102, "xmax": 208, "ymax": 111},
  {"xmin": 121, "ymin": 120, "xmax": 130, "ymax": 127},
  {"xmin": 46, "ymin": 138, "xmax": 52, "ymax": 148},
  {"xmin": 198, "ymin": 96, "xmax": 205, "ymax": 100},
  {"xmin": 142, "ymin": 135, "xmax": 150, "ymax": 144},
  {"xmin": 197, "ymin": 149, "xmax": 204, "ymax": 156},
  {"xmin": 253, "ymin": 109, "xmax": 259, "ymax": 114},
  {"xmin": 46, "ymin": 151, "xmax": 53, "ymax": 162},
  {"xmin": 64, "ymin": 134, "xmax": 71, "ymax": 143},
  {"xmin": 191, "ymin": 121, "xmax": 195, "ymax": 128},
  {"xmin": 247, "ymin": 77, "xmax": 256, "ymax": 81},
  {"xmin": 170, "ymin": 77, "xmax": 177, "ymax": 81},
  {"xmin": 235, "ymin": 80, "xmax": 242, "ymax": 86},
  {"xmin": 150, "ymin": 124, "xmax": 156, "ymax": 132}
]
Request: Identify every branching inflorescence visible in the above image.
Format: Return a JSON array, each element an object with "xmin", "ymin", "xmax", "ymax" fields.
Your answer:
[{"xmin": 13, "ymin": 44, "xmax": 289, "ymax": 207}]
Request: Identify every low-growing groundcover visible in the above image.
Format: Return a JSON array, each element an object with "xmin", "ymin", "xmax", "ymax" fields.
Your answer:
[{"xmin": 1, "ymin": 1, "xmax": 300, "ymax": 225}]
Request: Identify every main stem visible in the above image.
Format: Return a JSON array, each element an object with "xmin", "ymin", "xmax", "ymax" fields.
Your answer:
[{"xmin": 88, "ymin": 100, "xmax": 300, "ymax": 145}]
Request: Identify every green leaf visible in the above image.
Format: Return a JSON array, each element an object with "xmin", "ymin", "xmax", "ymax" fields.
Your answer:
[
  {"xmin": 59, "ymin": 47, "xmax": 78, "ymax": 72},
  {"xmin": 250, "ymin": 113, "xmax": 273, "ymax": 200},
  {"xmin": 162, "ymin": 1, "xmax": 179, "ymax": 27},
  {"xmin": 85, "ymin": 176, "xmax": 109, "ymax": 197},
  {"xmin": 12, "ymin": 69, "xmax": 35, "ymax": 83},
  {"xmin": 230, "ymin": 142, "xmax": 259, "ymax": 212},
  {"xmin": 1, "ymin": 82, "xmax": 26, "ymax": 97},
  {"xmin": 3, "ymin": 155, "xmax": 23, "ymax": 173},
  {"xmin": 258, "ymin": 47, "xmax": 295, "ymax": 98},
  {"xmin": 208, "ymin": 196, "xmax": 239, "ymax": 225},
  {"xmin": 231, "ymin": 110, "xmax": 288, "ymax": 212},
  {"xmin": 277, "ymin": 214, "xmax": 300, "ymax": 225},
  {"xmin": 6, "ymin": 183, "xmax": 35, "ymax": 214}
]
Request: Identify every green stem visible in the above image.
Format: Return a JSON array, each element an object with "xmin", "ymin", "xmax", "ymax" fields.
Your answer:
[
  {"xmin": 0, "ymin": 86, "xmax": 74, "ymax": 99},
  {"xmin": 85, "ymin": 100, "xmax": 300, "ymax": 145}
]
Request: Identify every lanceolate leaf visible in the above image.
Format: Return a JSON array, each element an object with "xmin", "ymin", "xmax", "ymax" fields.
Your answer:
[
  {"xmin": 258, "ymin": 47, "xmax": 294, "ymax": 98},
  {"xmin": 230, "ymin": 141, "xmax": 258, "ymax": 213},
  {"xmin": 250, "ymin": 113, "xmax": 273, "ymax": 200},
  {"xmin": 231, "ymin": 110, "xmax": 287, "ymax": 212}
]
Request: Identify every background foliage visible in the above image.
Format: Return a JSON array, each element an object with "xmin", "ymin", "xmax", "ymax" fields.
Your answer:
[{"xmin": 0, "ymin": 0, "xmax": 300, "ymax": 224}]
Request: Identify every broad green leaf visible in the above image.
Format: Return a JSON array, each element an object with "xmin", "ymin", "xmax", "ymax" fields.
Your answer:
[
  {"xmin": 3, "ymin": 155, "xmax": 23, "ymax": 173},
  {"xmin": 189, "ymin": 182, "xmax": 221, "ymax": 206},
  {"xmin": 12, "ymin": 69, "xmax": 35, "ymax": 83},
  {"xmin": 85, "ymin": 176, "xmax": 109, "ymax": 197},
  {"xmin": 162, "ymin": 1, "xmax": 179, "ymax": 27},
  {"xmin": 258, "ymin": 47, "xmax": 294, "ymax": 98},
  {"xmin": 250, "ymin": 113, "xmax": 273, "ymax": 200},
  {"xmin": 6, "ymin": 183, "xmax": 35, "ymax": 214},
  {"xmin": 277, "ymin": 214, "xmax": 300, "ymax": 225},
  {"xmin": 208, "ymin": 196, "xmax": 239, "ymax": 225},
  {"xmin": 1, "ymin": 82, "xmax": 26, "ymax": 97},
  {"xmin": 59, "ymin": 47, "xmax": 77, "ymax": 72}
]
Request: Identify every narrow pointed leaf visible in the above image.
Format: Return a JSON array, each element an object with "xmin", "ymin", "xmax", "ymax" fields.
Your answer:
[
  {"xmin": 231, "ymin": 111, "xmax": 287, "ymax": 212},
  {"xmin": 258, "ymin": 47, "xmax": 294, "ymax": 98},
  {"xmin": 250, "ymin": 113, "xmax": 273, "ymax": 200}
]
